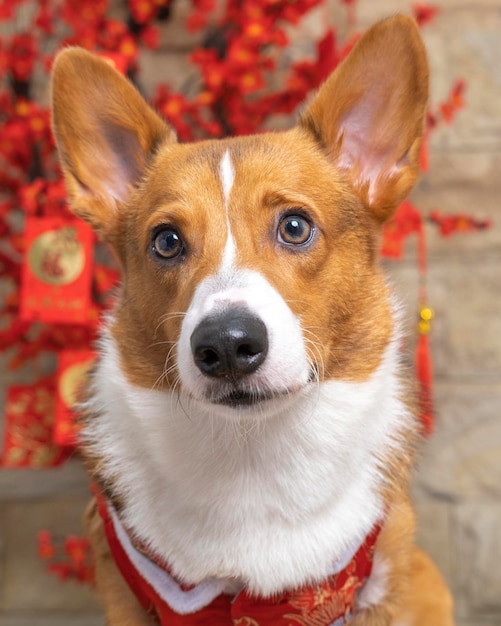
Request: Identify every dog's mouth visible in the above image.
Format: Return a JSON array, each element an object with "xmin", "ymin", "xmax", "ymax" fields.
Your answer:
[
  {"xmin": 214, "ymin": 389, "xmax": 276, "ymax": 408},
  {"xmin": 193, "ymin": 368, "xmax": 317, "ymax": 411},
  {"xmin": 208, "ymin": 372, "xmax": 316, "ymax": 409}
]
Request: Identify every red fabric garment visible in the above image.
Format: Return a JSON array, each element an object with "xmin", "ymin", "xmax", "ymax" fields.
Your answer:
[{"xmin": 95, "ymin": 492, "xmax": 380, "ymax": 626}]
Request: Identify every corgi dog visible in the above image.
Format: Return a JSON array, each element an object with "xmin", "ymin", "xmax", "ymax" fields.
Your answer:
[{"xmin": 51, "ymin": 15, "xmax": 454, "ymax": 626}]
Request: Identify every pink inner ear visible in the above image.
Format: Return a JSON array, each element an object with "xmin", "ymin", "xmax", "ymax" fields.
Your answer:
[
  {"xmin": 336, "ymin": 96, "xmax": 410, "ymax": 206},
  {"xmin": 336, "ymin": 85, "xmax": 399, "ymax": 177},
  {"xmin": 80, "ymin": 124, "xmax": 144, "ymax": 206},
  {"xmin": 301, "ymin": 16, "xmax": 427, "ymax": 219},
  {"xmin": 72, "ymin": 146, "xmax": 130, "ymax": 208},
  {"xmin": 102, "ymin": 125, "xmax": 144, "ymax": 196}
]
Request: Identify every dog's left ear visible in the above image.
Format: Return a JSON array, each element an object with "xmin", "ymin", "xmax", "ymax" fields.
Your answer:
[
  {"xmin": 300, "ymin": 15, "xmax": 429, "ymax": 222},
  {"xmin": 51, "ymin": 48, "xmax": 175, "ymax": 239}
]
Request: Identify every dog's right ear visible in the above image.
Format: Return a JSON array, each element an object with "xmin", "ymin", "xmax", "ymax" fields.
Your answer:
[
  {"xmin": 299, "ymin": 15, "xmax": 428, "ymax": 223},
  {"xmin": 51, "ymin": 48, "xmax": 174, "ymax": 239}
]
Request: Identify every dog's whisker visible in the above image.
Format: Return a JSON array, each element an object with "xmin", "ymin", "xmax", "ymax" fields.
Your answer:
[
  {"xmin": 175, "ymin": 387, "xmax": 194, "ymax": 423},
  {"xmin": 153, "ymin": 311, "xmax": 186, "ymax": 338},
  {"xmin": 146, "ymin": 339, "xmax": 176, "ymax": 351},
  {"xmin": 152, "ymin": 344, "xmax": 179, "ymax": 391},
  {"xmin": 302, "ymin": 328, "xmax": 326, "ymax": 383}
]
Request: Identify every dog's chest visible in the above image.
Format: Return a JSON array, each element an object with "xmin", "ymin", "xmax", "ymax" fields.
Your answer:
[{"xmin": 84, "ymin": 330, "xmax": 407, "ymax": 595}]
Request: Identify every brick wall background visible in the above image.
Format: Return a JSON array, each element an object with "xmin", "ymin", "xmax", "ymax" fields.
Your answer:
[{"xmin": 0, "ymin": 1, "xmax": 500, "ymax": 624}]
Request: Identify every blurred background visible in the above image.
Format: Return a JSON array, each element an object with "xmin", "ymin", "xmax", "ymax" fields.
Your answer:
[{"xmin": 0, "ymin": 0, "xmax": 500, "ymax": 625}]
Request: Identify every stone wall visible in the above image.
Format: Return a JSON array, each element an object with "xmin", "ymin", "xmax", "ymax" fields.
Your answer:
[
  {"xmin": 0, "ymin": 1, "xmax": 499, "ymax": 624},
  {"xmin": 378, "ymin": 3, "xmax": 501, "ymax": 625}
]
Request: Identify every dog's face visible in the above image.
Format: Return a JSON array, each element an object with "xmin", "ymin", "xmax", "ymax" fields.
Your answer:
[
  {"xmin": 51, "ymin": 16, "xmax": 428, "ymax": 418},
  {"xmin": 109, "ymin": 134, "xmax": 387, "ymax": 415}
]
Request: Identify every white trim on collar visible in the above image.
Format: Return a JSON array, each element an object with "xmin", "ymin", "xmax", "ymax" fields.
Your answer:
[
  {"xmin": 109, "ymin": 501, "xmax": 366, "ymax": 615},
  {"xmin": 109, "ymin": 505, "xmax": 231, "ymax": 614}
]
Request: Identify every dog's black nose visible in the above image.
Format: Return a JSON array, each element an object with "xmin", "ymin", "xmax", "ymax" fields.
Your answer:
[{"xmin": 191, "ymin": 310, "xmax": 268, "ymax": 378}]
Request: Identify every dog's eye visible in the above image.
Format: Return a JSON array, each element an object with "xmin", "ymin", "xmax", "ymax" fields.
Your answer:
[
  {"xmin": 278, "ymin": 215, "xmax": 313, "ymax": 246},
  {"xmin": 152, "ymin": 227, "xmax": 184, "ymax": 260}
]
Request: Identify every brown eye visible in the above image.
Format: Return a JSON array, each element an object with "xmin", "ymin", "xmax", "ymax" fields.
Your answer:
[
  {"xmin": 152, "ymin": 227, "xmax": 184, "ymax": 260},
  {"xmin": 278, "ymin": 215, "xmax": 313, "ymax": 246}
]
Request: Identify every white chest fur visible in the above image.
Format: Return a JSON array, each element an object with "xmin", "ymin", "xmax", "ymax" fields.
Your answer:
[{"xmin": 83, "ymin": 326, "xmax": 410, "ymax": 596}]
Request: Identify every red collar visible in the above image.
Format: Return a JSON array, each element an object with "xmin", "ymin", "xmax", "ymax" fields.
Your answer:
[{"xmin": 95, "ymin": 492, "xmax": 380, "ymax": 626}]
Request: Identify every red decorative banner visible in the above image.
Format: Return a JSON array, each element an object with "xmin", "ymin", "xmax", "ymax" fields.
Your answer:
[
  {"xmin": 54, "ymin": 350, "xmax": 96, "ymax": 447},
  {"xmin": 2, "ymin": 379, "xmax": 68, "ymax": 468},
  {"xmin": 20, "ymin": 217, "xmax": 94, "ymax": 324}
]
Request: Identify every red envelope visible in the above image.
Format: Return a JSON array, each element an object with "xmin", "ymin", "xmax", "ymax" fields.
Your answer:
[
  {"xmin": 54, "ymin": 350, "xmax": 96, "ymax": 447},
  {"xmin": 20, "ymin": 217, "xmax": 94, "ymax": 324}
]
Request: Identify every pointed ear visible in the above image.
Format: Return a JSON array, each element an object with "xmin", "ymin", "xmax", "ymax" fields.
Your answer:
[
  {"xmin": 300, "ymin": 15, "xmax": 429, "ymax": 222},
  {"xmin": 51, "ymin": 48, "xmax": 175, "ymax": 238}
]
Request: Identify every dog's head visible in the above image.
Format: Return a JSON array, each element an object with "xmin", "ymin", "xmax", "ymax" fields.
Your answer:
[{"xmin": 51, "ymin": 16, "xmax": 428, "ymax": 418}]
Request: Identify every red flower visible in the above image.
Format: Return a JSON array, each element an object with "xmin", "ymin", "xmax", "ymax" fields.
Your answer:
[
  {"xmin": 235, "ymin": 68, "xmax": 266, "ymax": 93},
  {"xmin": 440, "ymin": 79, "xmax": 465, "ymax": 123},
  {"xmin": 227, "ymin": 40, "xmax": 260, "ymax": 67},
  {"xmin": 381, "ymin": 201, "xmax": 422, "ymax": 259},
  {"xmin": 38, "ymin": 530, "xmax": 57, "ymax": 560},
  {"xmin": 129, "ymin": 0, "xmax": 162, "ymax": 24},
  {"xmin": 243, "ymin": 18, "xmax": 272, "ymax": 43},
  {"xmin": 35, "ymin": 0, "xmax": 54, "ymax": 35},
  {"xmin": 429, "ymin": 211, "xmax": 491, "ymax": 237},
  {"xmin": 65, "ymin": 536, "xmax": 91, "ymax": 566},
  {"xmin": 95, "ymin": 52, "xmax": 130, "ymax": 75},
  {"xmin": 19, "ymin": 179, "xmax": 46, "ymax": 215},
  {"xmin": 18, "ymin": 178, "xmax": 71, "ymax": 218},
  {"xmin": 288, "ymin": 30, "xmax": 339, "ymax": 97},
  {"xmin": 140, "ymin": 24, "xmax": 160, "ymax": 49},
  {"xmin": 187, "ymin": 0, "xmax": 215, "ymax": 31},
  {"xmin": 0, "ymin": 0, "xmax": 21, "ymax": 20},
  {"xmin": 8, "ymin": 33, "xmax": 37, "ymax": 81},
  {"xmin": 38, "ymin": 531, "xmax": 94, "ymax": 584},
  {"xmin": 281, "ymin": 0, "xmax": 321, "ymax": 25},
  {"xmin": 413, "ymin": 4, "xmax": 440, "ymax": 27}
]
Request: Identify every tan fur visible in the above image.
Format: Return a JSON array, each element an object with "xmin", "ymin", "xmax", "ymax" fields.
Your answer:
[
  {"xmin": 397, "ymin": 548, "xmax": 454, "ymax": 626},
  {"xmin": 52, "ymin": 15, "xmax": 454, "ymax": 625},
  {"xmin": 350, "ymin": 500, "xmax": 453, "ymax": 626},
  {"xmin": 85, "ymin": 499, "xmax": 157, "ymax": 626}
]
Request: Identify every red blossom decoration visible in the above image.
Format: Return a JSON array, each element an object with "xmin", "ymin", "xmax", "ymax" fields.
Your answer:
[
  {"xmin": 38, "ymin": 531, "xmax": 94, "ymax": 584},
  {"xmin": 381, "ymin": 201, "xmax": 422, "ymax": 260},
  {"xmin": 413, "ymin": 3, "xmax": 440, "ymax": 27},
  {"xmin": 6, "ymin": 33, "xmax": 38, "ymax": 82},
  {"xmin": 429, "ymin": 210, "xmax": 492, "ymax": 236}
]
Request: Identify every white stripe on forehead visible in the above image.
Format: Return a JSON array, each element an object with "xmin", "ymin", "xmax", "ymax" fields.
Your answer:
[
  {"xmin": 220, "ymin": 149, "xmax": 235, "ymax": 207},
  {"xmin": 219, "ymin": 150, "xmax": 236, "ymax": 272}
]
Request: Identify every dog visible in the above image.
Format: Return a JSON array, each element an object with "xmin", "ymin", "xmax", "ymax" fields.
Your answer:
[{"xmin": 51, "ymin": 15, "xmax": 454, "ymax": 625}]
